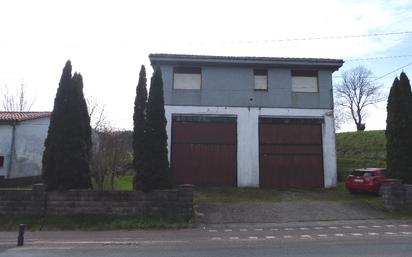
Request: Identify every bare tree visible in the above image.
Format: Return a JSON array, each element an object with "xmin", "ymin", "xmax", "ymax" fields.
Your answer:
[
  {"xmin": 335, "ymin": 66, "xmax": 384, "ymax": 131},
  {"xmin": 86, "ymin": 97, "xmax": 108, "ymax": 131},
  {"xmin": 1, "ymin": 83, "xmax": 35, "ymax": 112},
  {"xmin": 90, "ymin": 125, "xmax": 132, "ymax": 190}
]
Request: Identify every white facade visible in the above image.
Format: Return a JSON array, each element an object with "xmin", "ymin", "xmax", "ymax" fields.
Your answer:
[
  {"xmin": 0, "ymin": 117, "xmax": 50, "ymax": 178},
  {"xmin": 165, "ymin": 105, "xmax": 337, "ymax": 188}
]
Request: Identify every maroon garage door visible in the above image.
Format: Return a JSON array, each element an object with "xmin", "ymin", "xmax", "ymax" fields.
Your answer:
[
  {"xmin": 259, "ymin": 118, "xmax": 324, "ymax": 188},
  {"xmin": 171, "ymin": 116, "xmax": 237, "ymax": 187}
]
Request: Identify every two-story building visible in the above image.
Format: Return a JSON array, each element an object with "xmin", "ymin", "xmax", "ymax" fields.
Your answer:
[{"xmin": 149, "ymin": 54, "xmax": 343, "ymax": 188}]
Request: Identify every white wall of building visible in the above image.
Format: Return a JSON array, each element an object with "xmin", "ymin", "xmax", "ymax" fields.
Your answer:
[
  {"xmin": 0, "ymin": 125, "xmax": 13, "ymax": 177},
  {"xmin": 165, "ymin": 105, "xmax": 337, "ymax": 188},
  {"xmin": 0, "ymin": 117, "xmax": 49, "ymax": 178}
]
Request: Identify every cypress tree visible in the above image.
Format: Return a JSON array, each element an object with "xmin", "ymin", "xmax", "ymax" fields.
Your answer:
[
  {"xmin": 42, "ymin": 61, "xmax": 92, "ymax": 190},
  {"xmin": 141, "ymin": 66, "xmax": 172, "ymax": 192},
  {"xmin": 386, "ymin": 72, "xmax": 412, "ymax": 183},
  {"xmin": 71, "ymin": 73, "xmax": 92, "ymax": 189},
  {"xmin": 133, "ymin": 65, "xmax": 148, "ymax": 189}
]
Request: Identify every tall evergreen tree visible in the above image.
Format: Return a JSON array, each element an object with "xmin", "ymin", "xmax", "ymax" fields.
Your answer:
[
  {"xmin": 140, "ymin": 66, "xmax": 172, "ymax": 192},
  {"xmin": 42, "ymin": 61, "xmax": 92, "ymax": 190},
  {"xmin": 386, "ymin": 72, "xmax": 412, "ymax": 183},
  {"xmin": 133, "ymin": 65, "xmax": 148, "ymax": 189}
]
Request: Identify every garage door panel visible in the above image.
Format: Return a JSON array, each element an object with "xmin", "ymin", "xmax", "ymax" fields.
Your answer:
[
  {"xmin": 260, "ymin": 145, "xmax": 322, "ymax": 155},
  {"xmin": 261, "ymin": 155, "xmax": 323, "ymax": 188},
  {"xmin": 260, "ymin": 124, "xmax": 322, "ymax": 145},
  {"xmin": 173, "ymin": 122, "xmax": 236, "ymax": 144},
  {"xmin": 172, "ymin": 144, "xmax": 236, "ymax": 186},
  {"xmin": 259, "ymin": 118, "xmax": 324, "ymax": 188},
  {"xmin": 172, "ymin": 118, "xmax": 237, "ymax": 187}
]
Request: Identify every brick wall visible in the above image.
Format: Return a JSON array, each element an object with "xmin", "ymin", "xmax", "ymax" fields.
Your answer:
[{"xmin": 0, "ymin": 186, "xmax": 193, "ymax": 219}]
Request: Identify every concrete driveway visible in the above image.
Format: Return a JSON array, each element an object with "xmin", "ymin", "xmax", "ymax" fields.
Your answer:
[{"xmin": 195, "ymin": 200, "xmax": 390, "ymax": 224}]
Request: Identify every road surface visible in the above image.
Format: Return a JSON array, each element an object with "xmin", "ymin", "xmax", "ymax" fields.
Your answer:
[{"xmin": 1, "ymin": 219, "xmax": 411, "ymax": 257}]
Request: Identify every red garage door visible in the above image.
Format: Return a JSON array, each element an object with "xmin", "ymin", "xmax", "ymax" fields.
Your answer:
[
  {"xmin": 259, "ymin": 118, "xmax": 324, "ymax": 188},
  {"xmin": 171, "ymin": 116, "xmax": 237, "ymax": 186}
]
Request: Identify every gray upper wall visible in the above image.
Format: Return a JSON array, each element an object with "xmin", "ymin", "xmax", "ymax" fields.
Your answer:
[{"xmin": 149, "ymin": 54, "xmax": 344, "ymax": 109}]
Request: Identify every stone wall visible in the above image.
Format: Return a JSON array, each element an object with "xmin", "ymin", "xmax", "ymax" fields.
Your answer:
[
  {"xmin": 380, "ymin": 179, "xmax": 412, "ymax": 211},
  {"xmin": 0, "ymin": 186, "xmax": 193, "ymax": 219}
]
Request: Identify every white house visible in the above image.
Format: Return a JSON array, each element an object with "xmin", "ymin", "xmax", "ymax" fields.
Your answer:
[
  {"xmin": 149, "ymin": 54, "xmax": 343, "ymax": 188},
  {"xmin": 0, "ymin": 112, "xmax": 51, "ymax": 178}
]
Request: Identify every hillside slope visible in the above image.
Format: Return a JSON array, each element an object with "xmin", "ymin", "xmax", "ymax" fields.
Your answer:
[{"xmin": 336, "ymin": 130, "xmax": 386, "ymax": 180}]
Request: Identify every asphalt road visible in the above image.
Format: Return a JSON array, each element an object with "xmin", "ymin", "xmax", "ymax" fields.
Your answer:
[{"xmin": 1, "ymin": 219, "xmax": 411, "ymax": 257}]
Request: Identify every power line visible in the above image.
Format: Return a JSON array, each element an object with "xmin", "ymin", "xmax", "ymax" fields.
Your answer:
[
  {"xmin": 371, "ymin": 62, "xmax": 412, "ymax": 82},
  {"xmin": 345, "ymin": 54, "xmax": 412, "ymax": 62},
  {"xmin": 207, "ymin": 31, "xmax": 412, "ymax": 45}
]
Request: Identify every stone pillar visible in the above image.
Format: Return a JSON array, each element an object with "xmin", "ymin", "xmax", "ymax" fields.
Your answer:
[{"xmin": 380, "ymin": 179, "xmax": 405, "ymax": 211}]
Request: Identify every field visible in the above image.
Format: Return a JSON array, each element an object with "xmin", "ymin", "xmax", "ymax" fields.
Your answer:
[{"xmin": 336, "ymin": 130, "xmax": 386, "ymax": 180}]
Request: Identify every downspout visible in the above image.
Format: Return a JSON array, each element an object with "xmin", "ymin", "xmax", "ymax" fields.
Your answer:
[{"xmin": 6, "ymin": 122, "xmax": 16, "ymax": 178}]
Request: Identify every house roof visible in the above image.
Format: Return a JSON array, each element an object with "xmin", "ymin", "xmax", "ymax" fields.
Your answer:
[
  {"xmin": 0, "ymin": 112, "xmax": 51, "ymax": 122},
  {"xmin": 149, "ymin": 53, "xmax": 344, "ymax": 71}
]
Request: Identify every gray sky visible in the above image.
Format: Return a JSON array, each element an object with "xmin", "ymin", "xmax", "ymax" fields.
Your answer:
[{"xmin": 1, "ymin": 0, "xmax": 412, "ymax": 131}]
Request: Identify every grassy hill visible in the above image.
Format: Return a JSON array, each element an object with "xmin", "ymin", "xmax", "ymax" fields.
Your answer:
[{"xmin": 336, "ymin": 130, "xmax": 386, "ymax": 180}]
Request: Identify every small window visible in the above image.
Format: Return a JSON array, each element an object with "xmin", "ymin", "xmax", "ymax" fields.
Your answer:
[
  {"xmin": 0, "ymin": 156, "xmax": 4, "ymax": 168},
  {"xmin": 254, "ymin": 69, "xmax": 268, "ymax": 90},
  {"xmin": 173, "ymin": 67, "xmax": 201, "ymax": 90},
  {"xmin": 292, "ymin": 70, "xmax": 318, "ymax": 93}
]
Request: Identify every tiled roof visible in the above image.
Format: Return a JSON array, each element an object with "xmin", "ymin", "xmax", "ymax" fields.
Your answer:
[
  {"xmin": 0, "ymin": 112, "xmax": 51, "ymax": 122},
  {"xmin": 149, "ymin": 53, "xmax": 344, "ymax": 64}
]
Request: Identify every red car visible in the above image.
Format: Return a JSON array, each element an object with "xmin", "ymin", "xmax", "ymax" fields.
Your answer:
[{"xmin": 345, "ymin": 168, "xmax": 387, "ymax": 194}]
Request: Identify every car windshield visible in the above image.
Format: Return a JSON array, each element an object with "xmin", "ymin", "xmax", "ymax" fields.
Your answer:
[{"xmin": 352, "ymin": 171, "xmax": 374, "ymax": 176}]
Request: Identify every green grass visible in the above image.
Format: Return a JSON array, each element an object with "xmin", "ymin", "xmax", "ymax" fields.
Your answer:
[
  {"xmin": 91, "ymin": 175, "xmax": 133, "ymax": 190},
  {"xmin": 336, "ymin": 130, "xmax": 386, "ymax": 180},
  {"xmin": 0, "ymin": 215, "xmax": 191, "ymax": 231}
]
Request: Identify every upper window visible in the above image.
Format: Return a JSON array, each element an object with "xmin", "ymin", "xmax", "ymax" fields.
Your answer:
[
  {"xmin": 254, "ymin": 69, "xmax": 268, "ymax": 90},
  {"xmin": 291, "ymin": 70, "xmax": 318, "ymax": 93},
  {"xmin": 173, "ymin": 67, "xmax": 201, "ymax": 90}
]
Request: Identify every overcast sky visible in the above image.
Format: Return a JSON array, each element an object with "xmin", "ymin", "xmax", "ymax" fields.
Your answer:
[{"xmin": 1, "ymin": 0, "xmax": 412, "ymax": 131}]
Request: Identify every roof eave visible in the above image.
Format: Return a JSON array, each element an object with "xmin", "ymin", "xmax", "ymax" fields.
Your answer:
[{"xmin": 149, "ymin": 54, "xmax": 344, "ymax": 71}]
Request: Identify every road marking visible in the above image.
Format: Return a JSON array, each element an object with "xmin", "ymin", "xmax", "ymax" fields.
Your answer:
[
  {"xmin": 328, "ymin": 226, "xmax": 338, "ymax": 229},
  {"xmin": 399, "ymin": 224, "xmax": 410, "ymax": 227},
  {"xmin": 254, "ymin": 228, "xmax": 263, "ymax": 231},
  {"xmin": 384, "ymin": 232, "xmax": 396, "ymax": 235},
  {"xmin": 299, "ymin": 227, "xmax": 308, "ymax": 230},
  {"xmin": 368, "ymin": 233, "xmax": 379, "ymax": 236},
  {"xmin": 357, "ymin": 226, "xmax": 367, "ymax": 229},
  {"xmin": 224, "ymin": 229, "xmax": 233, "ymax": 232},
  {"xmin": 401, "ymin": 232, "xmax": 411, "ymax": 235},
  {"xmin": 229, "ymin": 237, "xmax": 239, "ymax": 240},
  {"xmin": 372, "ymin": 225, "xmax": 381, "ymax": 228},
  {"xmin": 317, "ymin": 234, "xmax": 328, "ymax": 237},
  {"xmin": 335, "ymin": 234, "xmax": 344, "ymax": 237},
  {"xmin": 351, "ymin": 233, "xmax": 363, "ymax": 236},
  {"xmin": 211, "ymin": 237, "xmax": 222, "ymax": 240},
  {"xmin": 208, "ymin": 230, "xmax": 217, "ymax": 233},
  {"xmin": 283, "ymin": 235, "xmax": 293, "ymax": 239},
  {"xmin": 284, "ymin": 228, "xmax": 294, "ymax": 231},
  {"xmin": 343, "ymin": 226, "xmax": 352, "ymax": 229},
  {"xmin": 248, "ymin": 236, "xmax": 258, "ymax": 240},
  {"xmin": 265, "ymin": 236, "xmax": 276, "ymax": 239},
  {"xmin": 240, "ymin": 229, "xmax": 248, "ymax": 232},
  {"xmin": 385, "ymin": 225, "xmax": 395, "ymax": 228},
  {"xmin": 271, "ymin": 228, "xmax": 279, "ymax": 231},
  {"xmin": 314, "ymin": 227, "xmax": 324, "ymax": 230}
]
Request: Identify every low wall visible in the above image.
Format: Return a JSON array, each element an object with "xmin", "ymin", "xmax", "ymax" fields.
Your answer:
[
  {"xmin": 380, "ymin": 179, "xmax": 412, "ymax": 211},
  {"xmin": 0, "ymin": 176, "xmax": 42, "ymax": 188},
  {"xmin": 0, "ymin": 185, "xmax": 193, "ymax": 219}
]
